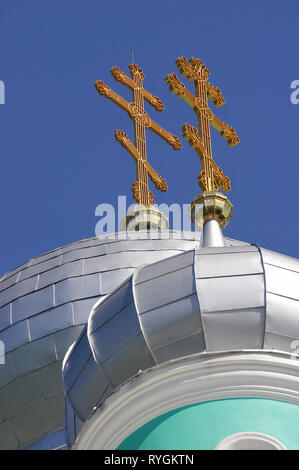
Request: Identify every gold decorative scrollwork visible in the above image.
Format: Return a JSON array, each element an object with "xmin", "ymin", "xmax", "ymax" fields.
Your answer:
[
  {"xmin": 129, "ymin": 64, "xmax": 145, "ymax": 79},
  {"xmin": 128, "ymin": 102, "xmax": 151, "ymax": 127},
  {"xmin": 205, "ymin": 82, "xmax": 226, "ymax": 107},
  {"xmin": 149, "ymin": 93, "xmax": 164, "ymax": 112},
  {"xmin": 115, "ymin": 130, "xmax": 132, "ymax": 147},
  {"xmin": 165, "ymin": 73, "xmax": 186, "ymax": 96},
  {"xmin": 148, "ymin": 191, "xmax": 155, "ymax": 205},
  {"xmin": 132, "ymin": 180, "xmax": 140, "ymax": 202},
  {"xmin": 94, "ymin": 80, "xmax": 111, "ymax": 98},
  {"xmin": 95, "ymin": 62, "xmax": 182, "ymax": 205},
  {"xmin": 220, "ymin": 122, "xmax": 240, "ymax": 147},
  {"xmin": 198, "ymin": 170, "xmax": 208, "ymax": 192},
  {"xmin": 167, "ymin": 133, "xmax": 182, "ymax": 150},
  {"xmin": 111, "ymin": 66, "xmax": 127, "ymax": 85}
]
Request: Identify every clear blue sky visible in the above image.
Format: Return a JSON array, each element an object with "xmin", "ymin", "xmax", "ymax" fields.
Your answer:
[{"xmin": 0, "ymin": 0, "xmax": 298, "ymax": 274}]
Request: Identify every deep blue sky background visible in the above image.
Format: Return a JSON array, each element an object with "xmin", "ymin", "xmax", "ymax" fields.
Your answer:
[{"xmin": 0, "ymin": 0, "xmax": 298, "ymax": 274}]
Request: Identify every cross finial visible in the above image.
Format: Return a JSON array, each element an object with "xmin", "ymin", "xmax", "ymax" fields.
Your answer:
[
  {"xmin": 165, "ymin": 56, "xmax": 239, "ymax": 193},
  {"xmin": 95, "ymin": 63, "xmax": 182, "ymax": 205},
  {"xmin": 166, "ymin": 56, "xmax": 239, "ymax": 232}
]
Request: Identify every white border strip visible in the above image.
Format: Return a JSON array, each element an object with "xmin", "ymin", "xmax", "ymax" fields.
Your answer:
[{"xmin": 73, "ymin": 351, "xmax": 299, "ymax": 450}]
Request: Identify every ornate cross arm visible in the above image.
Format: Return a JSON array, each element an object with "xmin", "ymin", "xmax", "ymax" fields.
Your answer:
[
  {"xmin": 111, "ymin": 66, "xmax": 164, "ymax": 111},
  {"xmin": 182, "ymin": 123, "xmax": 207, "ymax": 157},
  {"xmin": 115, "ymin": 130, "xmax": 168, "ymax": 192},
  {"xmin": 210, "ymin": 114, "xmax": 240, "ymax": 147},
  {"xmin": 198, "ymin": 162, "xmax": 231, "ymax": 193},
  {"xmin": 165, "ymin": 73, "xmax": 196, "ymax": 109},
  {"xmin": 182, "ymin": 124, "xmax": 231, "ymax": 193},
  {"xmin": 94, "ymin": 80, "xmax": 131, "ymax": 113},
  {"xmin": 209, "ymin": 159, "xmax": 231, "ymax": 192},
  {"xmin": 148, "ymin": 119, "xmax": 182, "ymax": 150},
  {"xmin": 175, "ymin": 56, "xmax": 210, "ymax": 82},
  {"xmin": 205, "ymin": 82, "xmax": 226, "ymax": 107}
]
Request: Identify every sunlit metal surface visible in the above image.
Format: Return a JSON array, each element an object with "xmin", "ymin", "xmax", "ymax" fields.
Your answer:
[
  {"xmin": 0, "ymin": 231, "xmax": 201, "ymax": 449},
  {"xmin": 62, "ymin": 238, "xmax": 298, "ymax": 448},
  {"xmin": 1, "ymin": 231, "xmax": 298, "ymax": 450},
  {"xmin": 262, "ymin": 248, "xmax": 299, "ymax": 351}
]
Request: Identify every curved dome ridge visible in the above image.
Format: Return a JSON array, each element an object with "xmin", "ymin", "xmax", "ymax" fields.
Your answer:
[{"xmin": 0, "ymin": 232, "xmax": 297, "ymax": 449}]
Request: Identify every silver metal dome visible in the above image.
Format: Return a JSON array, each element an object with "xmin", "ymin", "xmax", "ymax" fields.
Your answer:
[
  {"xmin": 62, "ymin": 234, "xmax": 299, "ymax": 448},
  {"xmin": 0, "ymin": 231, "xmax": 202, "ymax": 449},
  {"xmin": 0, "ymin": 230, "xmax": 297, "ymax": 449}
]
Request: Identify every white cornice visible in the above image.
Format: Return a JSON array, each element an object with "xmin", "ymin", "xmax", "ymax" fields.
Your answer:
[
  {"xmin": 215, "ymin": 432, "xmax": 287, "ymax": 450},
  {"xmin": 73, "ymin": 350, "xmax": 299, "ymax": 450}
]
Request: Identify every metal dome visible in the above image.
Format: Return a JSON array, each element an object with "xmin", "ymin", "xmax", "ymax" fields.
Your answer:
[
  {"xmin": 1, "ymin": 230, "xmax": 297, "ymax": 449},
  {"xmin": 62, "ymin": 233, "xmax": 299, "ymax": 448},
  {"xmin": 0, "ymin": 231, "xmax": 203, "ymax": 449}
]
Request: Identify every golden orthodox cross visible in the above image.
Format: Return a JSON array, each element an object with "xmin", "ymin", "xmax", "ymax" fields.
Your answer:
[
  {"xmin": 165, "ymin": 57, "xmax": 239, "ymax": 193},
  {"xmin": 95, "ymin": 64, "xmax": 182, "ymax": 205}
]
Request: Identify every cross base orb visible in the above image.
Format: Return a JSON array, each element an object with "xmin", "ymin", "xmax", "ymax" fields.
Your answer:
[
  {"xmin": 190, "ymin": 191, "xmax": 233, "ymax": 229},
  {"xmin": 120, "ymin": 205, "xmax": 169, "ymax": 232}
]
